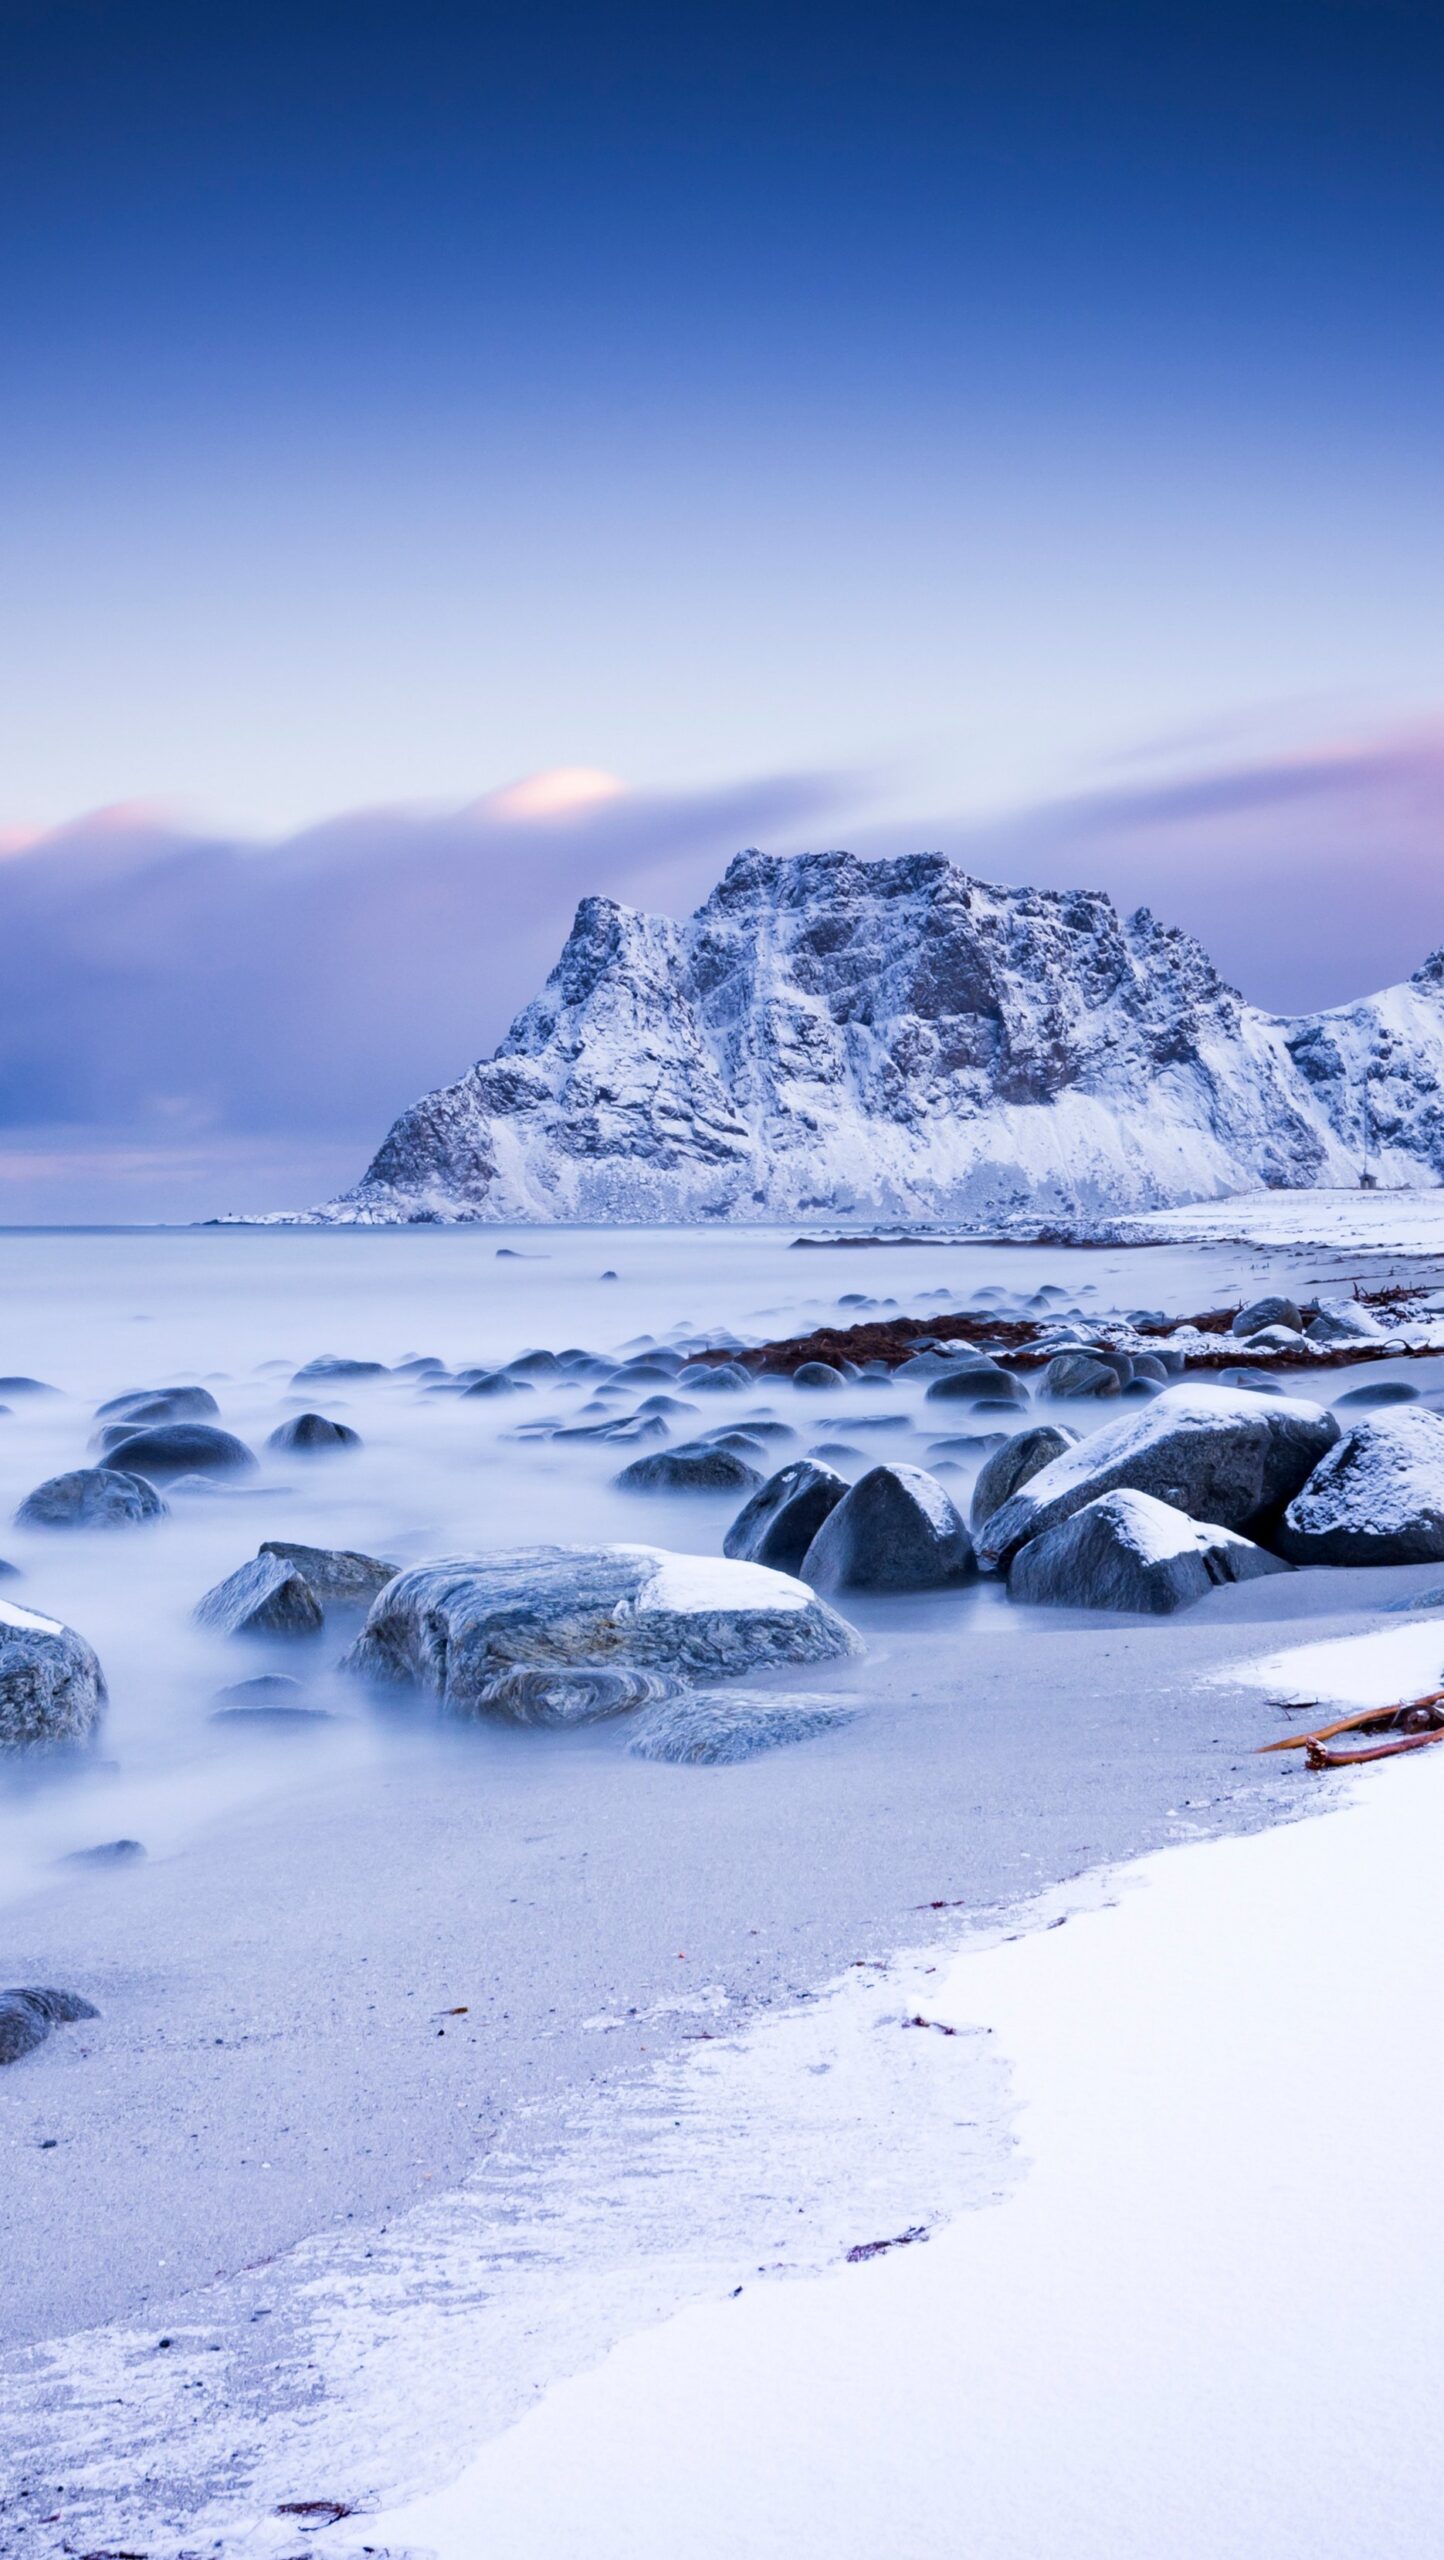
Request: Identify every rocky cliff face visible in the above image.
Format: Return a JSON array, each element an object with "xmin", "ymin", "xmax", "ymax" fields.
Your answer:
[{"xmin": 299, "ymin": 852, "xmax": 1444, "ymax": 1223}]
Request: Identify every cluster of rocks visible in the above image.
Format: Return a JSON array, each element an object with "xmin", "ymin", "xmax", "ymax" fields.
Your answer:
[{"xmin": 715, "ymin": 1376, "xmax": 1444, "ymax": 1614}]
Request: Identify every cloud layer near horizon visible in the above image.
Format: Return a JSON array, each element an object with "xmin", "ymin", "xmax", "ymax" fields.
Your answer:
[{"xmin": 1, "ymin": 725, "xmax": 1440, "ymax": 1221}]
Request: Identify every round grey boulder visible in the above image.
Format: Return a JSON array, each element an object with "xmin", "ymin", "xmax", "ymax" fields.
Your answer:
[
  {"xmin": 16, "ymin": 1467, "xmax": 167, "ymax": 1529},
  {"xmin": 800, "ymin": 1463, "xmax": 974, "ymax": 1592},
  {"xmin": 969, "ymin": 1425, "xmax": 1077, "ymax": 1533},
  {"xmin": 102, "ymin": 1423, "xmax": 257, "ymax": 1482},
  {"xmin": 95, "ymin": 1385, "xmax": 219, "ymax": 1426},
  {"xmin": 792, "ymin": 1361, "xmax": 846, "ymax": 1389},
  {"xmin": 1009, "ymin": 1489, "xmax": 1289, "ymax": 1615},
  {"xmin": 0, "ymin": 1599, "xmax": 107, "ymax": 1748},
  {"xmin": 926, "ymin": 1365, "xmax": 1028, "ymax": 1408},
  {"xmin": 614, "ymin": 1443, "xmax": 763, "ymax": 1493},
  {"xmin": 1231, "ymin": 1295, "xmax": 1303, "ymax": 1337},
  {"xmin": 1043, "ymin": 1352, "xmax": 1122, "ymax": 1399},
  {"xmin": 266, "ymin": 1411, "xmax": 362, "ymax": 1454},
  {"xmin": 724, "ymin": 1459, "xmax": 848, "ymax": 1573}
]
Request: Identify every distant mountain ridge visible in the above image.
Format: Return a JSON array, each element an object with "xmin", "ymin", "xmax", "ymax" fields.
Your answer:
[{"xmin": 289, "ymin": 851, "xmax": 1444, "ymax": 1223}]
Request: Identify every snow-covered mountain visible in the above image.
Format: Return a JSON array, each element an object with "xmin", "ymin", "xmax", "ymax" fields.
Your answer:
[{"xmin": 295, "ymin": 852, "xmax": 1444, "ymax": 1224}]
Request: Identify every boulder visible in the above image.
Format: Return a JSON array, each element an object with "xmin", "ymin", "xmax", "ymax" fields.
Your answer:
[
  {"xmin": 102, "ymin": 1423, "xmax": 257, "ymax": 1482},
  {"xmin": 977, "ymin": 1384, "xmax": 1339, "ymax": 1570},
  {"xmin": 0, "ymin": 1600, "xmax": 106, "ymax": 1748},
  {"xmin": 1130, "ymin": 1353, "xmax": 1170, "ymax": 1385},
  {"xmin": 1306, "ymin": 1300, "xmax": 1390, "ymax": 1346},
  {"xmin": 925, "ymin": 1366, "xmax": 1027, "ymax": 1408},
  {"xmin": 1276, "ymin": 1407, "xmax": 1444, "ymax": 1565},
  {"xmin": 15, "ymin": 1467, "xmax": 166, "ymax": 1529},
  {"xmin": 291, "ymin": 1356, "xmax": 388, "ymax": 1382},
  {"xmin": 256, "ymin": 1540, "xmax": 400, "ymax": 1607},
  {"xmin": 1232, "ymin": 1295, "xmax": 1303, "ymax": 1336},
  {"xmin": 1043, "ymin": 1352, "xmax": 1122, "ymax": 1399},
  {"xmin": 614, "ymin": 1443, "xmax": 762, "ymax": 1492},
  {"xmin": 462, "ymin": 1371, "xmax": 533, "ymax": 1397},
  {"xmin": 628, "ymin": 1688, "xmax": 857, "ymax": 1764},
  {"xmin": 1242, "ymin": 1325, "xmax": 1308, "ymax": 1352},
  {"xmin": 800, "ymin": 1464, "xmax": 974, "ymax": 1592},
  {"xmin": 1009, "ymin": 1489, "xmax": 1289, "ymax": 1614},
  {"xmin": 0, "ymin": 1376, "xmax": 58, "ymax": 1397},
  {"xmin": 969, "ymin": 1425, "xmax": 1077, "ymax": 1533},
  {"xmin": 676, "ymin": 1362, "xmax": 753, "ymax": 1393},
  {"xmin": 0, "ymin": 1985, "xmax": 99, "ymax": 2066},
  {"xmin": 724, "ymin": 1459, "xmax": 848, "ymax": 1573},
  {"xmin": 1333, "ymin": 1380, "xmax": 1420, "ymax": 1411},
  {"xmin": 342, "ymin": 1544, "xmax": 860, "ymax": 1715},
  {"xmin": 506, "ymin": 1349, "xmax": 563, "ymax": 1379},
  {"xmin": 194, "ymin": 1554, "xmax": 325, "ymax": 1639},
  {"xmin": 266, "ymin": 1411, "xmax": 362, "ymax": 1454},
  {"xmin": 95, "ymin": 1385, "xmax": 219, "ymax": 1426},
  {"xmin": 792, "ymin": 1361, "xmax": 846, "ymax": 1388}
]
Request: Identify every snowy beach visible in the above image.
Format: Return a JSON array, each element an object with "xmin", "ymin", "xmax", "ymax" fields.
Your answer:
[{"xmin": 3, "ymin": 1220, "xmax": 1443, "ymax": 2554}]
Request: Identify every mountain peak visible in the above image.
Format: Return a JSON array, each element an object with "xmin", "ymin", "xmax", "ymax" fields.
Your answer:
[{"xmin": 301, "ymin": 850, "xmax": 1444, "ymax": 1224}]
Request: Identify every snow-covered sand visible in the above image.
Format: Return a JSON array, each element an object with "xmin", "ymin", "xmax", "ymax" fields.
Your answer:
[
  {"xmin": 373, "ymin": 1647, "xmax": 1444, "ymax": 2560},
  {"xmin": 1110, "ymin": 1183, "xmax": 1444, "ymax": 1259},
  {"xmin": 4, "ymin": 1224, "xmax": 1444, "ymax": 2555}
]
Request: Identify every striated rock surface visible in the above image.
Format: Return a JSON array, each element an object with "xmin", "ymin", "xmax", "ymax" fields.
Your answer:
[
  {"xmin": 278, "ymin": 853, "xmax": 1444, "ymax": 1225},
  {"xmin": 0, "ymin": 1599, "xmax": 107, "ymax": 1749},
  {"xmin": 342, "ymin": 1544, "xmax": 861, "ymax": 1716}
]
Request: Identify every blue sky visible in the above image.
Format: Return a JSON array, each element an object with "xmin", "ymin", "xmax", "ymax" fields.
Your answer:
[{"xmin": 3, "ymin": 0, "xmax": 1444, "ymax": 1214}]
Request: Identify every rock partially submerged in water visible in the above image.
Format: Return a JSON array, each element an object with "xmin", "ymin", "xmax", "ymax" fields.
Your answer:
[
  {"xmin": 257, "ymin": 1540, "xmax": 399, "ymax": 1607},
  {"xmin": 969, "ymin": 1425, "xmax": 1076, "ymax": 1533},
  {"xmin": 614, "ymin": 1443, "xmax": 762, "ymax": 1493},
  {"xmin": 1276, "ymin": 1406, "xmax": 1444, "ymax": 1565},
  {"xmin": 724, "ymin": 1459, "xmax": 848, "ymax": 1573},
  {"xmin": 267, "ymin": 1411, "xmax": 362, "ymax": 1454},
  {"xmin": 16, "ymin": 1467, "xmax": 167, "ymax": 1529},
  {"xmin": 343, "ymin": 1544, "xmax": 860, "ymax": 1715},
  {"xmin": 103, "ymin": 1422, "xmax": 257, "ymax": 1483},
  {"xmin": 1009, "ymin": 1489, "xmax": 1289, "ymax": 1614},
  {"xmin": 0, "ymin": 1599, "xmax": 107, "ymax": 1748},
  {"xmin": 0, "ymin": 1985, "xmax": 99, "ymax": 2065},
  {"xmin": 628, "ymin": 1688, "xmax": 857, "ymax": 1764},
  {"xmin": 801, "ymin": 1463, "xmax": 974, "ymax": 1591},
  {"xmin": 96, "ymin": 1385, "xmax": 220, "ymax": 1427},
  {"xmin": 977, "ymin": 1385, "xmax": 1339, "ymax": 1570},
  {"xmin": 1043, "ymin": 1352, "xmax": 1122, "ymax": 1399},
  {"xmin": 195, "ymin": 1553, "xmax": 325, "ymax": 1639}
]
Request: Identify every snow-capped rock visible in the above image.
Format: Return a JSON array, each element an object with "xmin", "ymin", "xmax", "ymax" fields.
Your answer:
[
  {"xmin": 976, "ymin": 1385, "xmax": 1339, "ymax": 1569},
  {"xmin": 285, "ymin": 853, "xmax": 1444, "ymax": 1225},
  {"xmin": 1276, "ymin": 1407, "xmax": 1444, "ymax": 1565},
  {"xmin": 1007, "ymin": 1489, "xmax": 1289, "ymax": 1614}
]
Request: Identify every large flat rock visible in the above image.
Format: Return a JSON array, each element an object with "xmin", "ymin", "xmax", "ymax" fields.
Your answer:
[{"xmin": 341, "ymin": 1544, "xmax": 861, "ymax": 1716}]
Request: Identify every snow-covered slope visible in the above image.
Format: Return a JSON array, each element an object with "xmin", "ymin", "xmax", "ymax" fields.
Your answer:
[{"xmin": 298, "ymin": 852, "xmax": 1444, "ymax": 1224}]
